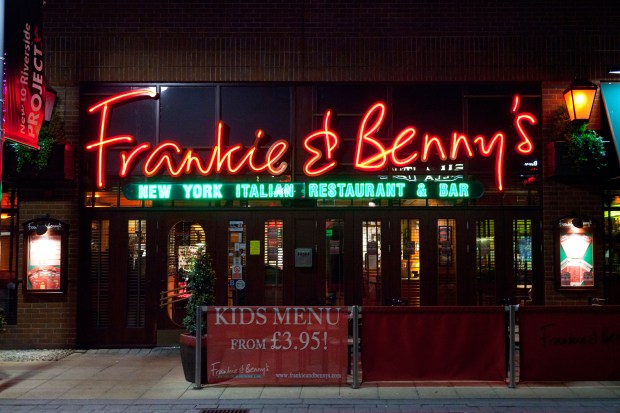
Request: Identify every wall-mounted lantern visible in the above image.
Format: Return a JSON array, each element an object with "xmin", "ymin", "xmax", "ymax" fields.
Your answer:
[{"xmin": 563, "ymin": 79, "xmax": 598, "ymax": 122}]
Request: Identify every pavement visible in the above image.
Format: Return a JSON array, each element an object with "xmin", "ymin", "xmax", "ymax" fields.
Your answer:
[{"xmin": 0, "ymin": 347, "xmax": 619, "ymax": 412}]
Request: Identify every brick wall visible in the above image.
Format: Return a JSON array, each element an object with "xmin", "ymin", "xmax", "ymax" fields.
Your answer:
[
  {"xmin": 0, "ymin": 193, "xmax": 79, "ymax": 349},
  {"xmin": 42, "ymin": 0, "xmax": 619, "ymax": 85}
]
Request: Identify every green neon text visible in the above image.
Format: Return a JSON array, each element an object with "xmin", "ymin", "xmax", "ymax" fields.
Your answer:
[
  {"xmin": 307, "ymin": 182, "xmax": 406, "ymax": 198},
  {"xmin": 235, "ymin": 183, "xmax": 296, "ymax": 198},
  {"xmin": 182, "ymin": 184, "xmax": 223, "ymax": 199},
  {"xmin": 138, "ymin": 184, "xmax": 172, "ymax": 199},
  {"xmin": 438, "ymin": 183, "xmax": 469, "ymax": 198}
]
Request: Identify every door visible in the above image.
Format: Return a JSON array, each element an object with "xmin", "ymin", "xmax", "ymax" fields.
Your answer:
[
  {"xmin": 399, "ymin": 218, "xmax": 421, "ymax": 306},
  {"xmin": 294, "ymin": 218, "xmax": 320, "ymax": 305},
  {"xmin": 475, "ymin": 219, "xmax": 497, "ymax": 305},
  {"xmin": 361, "ymin": 219, "xmax": 382, "ymax": 306},
  {"xmin": 81, "ymin": 216, "xmax": 155, "ymax": 347},
  {"xmin": 159, "ymin": 221, "xmax": 207, "ymax": 332},
  {"xmin": 291, "ymin": 214, "xmax": 351, "ymax": 306}
]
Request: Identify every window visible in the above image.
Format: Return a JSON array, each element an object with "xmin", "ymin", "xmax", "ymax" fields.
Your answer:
[
  {"xmin": 165, "ymin": 222, "xmax": 206, "ymax": 324},
  {"xmin": 400, "ymin": 219, "xmax": 420, "ymax": 306},
  {"xmin": 228, "ymin": 221, "xmax": 247, "ymax": 305},
  {"xmin": 362, "ymin": 220, "xmax": 381, "ymax": 306},
  {"xmin": 221, "ymin": 86, "xmax": 291, "ymax": 147},
  {"xmin": 160, "ymin": 86, "xmax": 216, "ymax": 147},
  {"xmin": 264, "ymin": 220, "xmax": 284, "ymax": 305},
  {"xmin": 476, "ymin": 220, "xmax": 496, "ymax": 305},
  {"xmin": 325, "ymin": 219, "xmax": 345, "ymax": 305},
  {"xmin": 90, "ymin": 220, "xmax": 110, "ymax": 328},
  {"xmin": 437, "ymin": 219, "xmax": 457, "ymax": 305},
  {"xmin": 127, "ymin": 220, "xmax": 147, "ymax": 328},
  {"xmin": 513, "ymin": 219, "xmax": 533, "ymax": 294},
  {"xmin": 0, "ymin": 190, "xmax": 18, "ymax": 324}
]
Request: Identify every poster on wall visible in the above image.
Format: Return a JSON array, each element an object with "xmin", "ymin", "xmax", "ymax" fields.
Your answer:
[
  {"xmin": 23, "ymin": 218, "xmax": 68, "ymax": 293},
  {"xmin": 557, "ymin": 217, "xmax": 594, "ymax": 289},
  {"xmin": 206, "ymin": 306, "xmax": 348, "ymax": 385}
]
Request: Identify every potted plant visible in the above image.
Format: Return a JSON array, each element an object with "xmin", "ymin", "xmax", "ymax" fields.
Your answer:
[
  {"xmin": 566, "ymin": 123, "xmax": 606, "ymax": 175},
  {"xmin": 548, "ymin": 106, "xmax": 607, "ymax": 178},
  {"xmin": 179, "ymin": 245, "xmax": 216, "ymax": 384},
  {"xmin": 11, "ymin": 110, "xmax": 67, "ymax": 175}
]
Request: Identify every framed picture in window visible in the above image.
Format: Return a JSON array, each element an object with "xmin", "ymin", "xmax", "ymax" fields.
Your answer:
[
  {"xmin": 22, "ymin": 218, "xmax": 69, "ymax": 294},
  {"xmin": 555, "ymin": 217, "xmax": 595, "ymax": 290}
]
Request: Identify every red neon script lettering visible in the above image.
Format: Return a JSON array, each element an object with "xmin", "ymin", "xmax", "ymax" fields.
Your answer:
[
  {"xmin": 303, "ymin": 110, "xmax": 340, "ymax": 176},
  {"xmin": 306, "ymin": 94, "xmax": 534, "ymax": 191},
  {"xmin": 511, "ymin": 94, "xmax": 537, "ymax": 155},
  {"xmin": 85, "ymin": 90, "xmax": 289, "ymax": 188},
  {"xmin": 87, "ymin": 90, "xmax": 536, "ymax": 192},
  {"xmin": 86, "ymin": 89, "xmax": 158, "ymax": 188}
]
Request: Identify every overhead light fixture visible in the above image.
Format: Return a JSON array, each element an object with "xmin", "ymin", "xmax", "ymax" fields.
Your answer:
[
  {"xmin": 608, "ymin": 67, "xmax": 620, "ymax": 75},
  {"xmin": 35, "ymin": 224, "xmax": 48, "ymax": 235},
  {"xmin": 563, "ymin": 78, "xmax": 597, "ymax": 122}
]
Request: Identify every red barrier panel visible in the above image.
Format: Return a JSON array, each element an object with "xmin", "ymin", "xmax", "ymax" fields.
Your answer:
[
  {"xmin": 519, "ymin": 306, "xmax": 620, "ymax": 381},
  {"xmin": 361, "ymin": 306, "xmax": 506, "ymax": 381},
  {"xmin": 206, "ymin": 306, "xmax": 348, "ymax": 385}
]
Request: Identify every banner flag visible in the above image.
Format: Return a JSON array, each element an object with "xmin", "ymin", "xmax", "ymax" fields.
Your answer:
[{"xmin": 3, "ymin": 0, "xmax": 45, "ymax": 148}]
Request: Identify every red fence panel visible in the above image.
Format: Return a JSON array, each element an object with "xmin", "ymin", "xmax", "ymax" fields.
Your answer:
[
  {"xmin": 361, "ymin": 306, "xmax": 506, "ymax": 381},
  {"xmin": 519, "ymin": 306, "xmax": 620, "ymax": 381}
]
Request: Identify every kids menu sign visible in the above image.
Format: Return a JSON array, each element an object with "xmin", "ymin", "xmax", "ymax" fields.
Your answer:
[
  {"xmin": 85, "ymin": 89, "xmax": 537, "ymax": 194},
  {"xmin": 206, "ymin": 306, "xmax": 348, "ymax": 384}
]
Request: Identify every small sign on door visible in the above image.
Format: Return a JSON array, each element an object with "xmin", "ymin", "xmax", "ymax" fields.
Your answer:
[{"xmin": 295, "ymin": 248, "xmax": 313, "ymax": 268}]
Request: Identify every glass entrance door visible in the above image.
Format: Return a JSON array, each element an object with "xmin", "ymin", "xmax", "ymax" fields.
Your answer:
[
  {"xmin": 437, "ymin": 218, "xmax": 457, "ymax": 305},
  {"xmin": 362, "ymin": 220, "xmax": 381, "ymax": 306},
  {"xmin": 264, "ymin": 219, "xmax": 284, "ymax": 305},
  {"xmin": 400, "ymin": 219, "xmax": 421, "ymax": 306},
  {"xmin": 325, "ymin": 219, "xmax": 345, "ymax": 305},
  {"xmin": 475, "ymin": 219, "xmax": 496, "ymax": 305}
]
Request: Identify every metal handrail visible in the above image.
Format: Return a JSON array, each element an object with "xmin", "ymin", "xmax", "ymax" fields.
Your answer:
[{"xmin": 159, "ymin": 287, "xmax": 191, "ymax": 307}]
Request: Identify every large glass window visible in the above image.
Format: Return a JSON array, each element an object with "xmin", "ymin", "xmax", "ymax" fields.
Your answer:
[
  {"xmin": 221, "ymin": 86, "xmax": 291, "ymax": 147},
  {"xmin": 160, "ymin": 86, "xmax": 216, "ymax": 147},
  {"xmin": 325, "ymin": 219, "xmax": 344, "ymax": 305},
  {"xmin": 605, "ymin": 209, "xmax": 620, "ymax": 277},
  {"xmin": 437, "ymin": 219, "xmax": 457, "ymax": 305},
  {"xmin": 400, "ymin": 219, "xmax": 420, "ymax": 306},
  {"xmin": 228, "ymin": 221, "xmax": 247, "ymax": 305},
  {"xmin": 165, "ymin": 222, "xmax": 206, "ymax": 325},
  {"xmin": 264, "ymin": 220, "xmax": 284, "ymax": 305},
  {"xmin": 513, "ymin": 219, "xmax": 533, "ymax": 296},
  {"xmin": 127, "ymin": 220, "xmax": 147, "ymax": 328},
  {"xmin": 0, "ymin": 190, "xmax": 18, "ymax": 324},
  {"xmin": 90, "ymin": 220, "xmax": 110, "ymax": 328},
  {"xmin": 476, "ymin": 219, "xmax": 496, "ymax": 305},
  {"xmin": 362, "ymin": 220, "xmax": 381, "ymax": 306},
  {"xmin": 82, "ymin": 83, "xmax": 542, "ymax": 208}
]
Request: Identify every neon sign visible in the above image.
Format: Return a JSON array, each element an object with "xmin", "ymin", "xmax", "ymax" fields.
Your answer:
[
  {"xmin": 86, "ymin": 90, "xmax": 536, "ymax": 191},
  {"xmin": 122, "ymin": 181, "xmax": 484, "ymax": 201}
]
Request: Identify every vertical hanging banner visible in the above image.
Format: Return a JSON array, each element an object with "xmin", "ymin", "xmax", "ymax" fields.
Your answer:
[
  {"xmin": 207, "ymin": 306, "xmax": 348, "ymax": 385},
  {"xmin": 3, "ymin": 0, "xmax": 45, "ymax": 148}
]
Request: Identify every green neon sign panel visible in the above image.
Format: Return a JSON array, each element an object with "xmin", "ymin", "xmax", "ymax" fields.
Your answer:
[{"xmin": 122, "ymin": 181, "xmax": 484, "ymax": 201}]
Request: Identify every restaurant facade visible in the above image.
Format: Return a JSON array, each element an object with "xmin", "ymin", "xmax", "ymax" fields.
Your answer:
[{"xmin": 1, "ymin": 0, "xmax": 619, "ymax": 349}]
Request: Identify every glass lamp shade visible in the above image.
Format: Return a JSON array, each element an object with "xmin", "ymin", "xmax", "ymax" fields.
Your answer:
[{"xmin": 563, "ymin": 79, "xmax": 597, "ymax": 122}]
